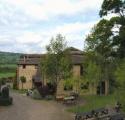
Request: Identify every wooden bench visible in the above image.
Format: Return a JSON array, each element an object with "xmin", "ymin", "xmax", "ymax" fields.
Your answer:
[
  {"xmin": 63, "ymin": 96, "xmax": 76, "ymax": 105},
  {"xmin": 56, "ymin": 94, "xmax": 64, "ymax": 102}
]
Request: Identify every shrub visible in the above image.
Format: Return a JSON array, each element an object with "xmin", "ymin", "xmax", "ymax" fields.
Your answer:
[
  {"xmin": 0, "ymin": 96, "xmax": 13, "ymax": 106},
  {"xmin": 32, "ymin": 89, "xmax": 42, "ymax": 99},
  {"xmin": 2, "ymin": 87, "xmax": 9, "ymax": 98},
  {"xmin": 64, "ymin": 78, "xmax": 73, "ymax": 91}
]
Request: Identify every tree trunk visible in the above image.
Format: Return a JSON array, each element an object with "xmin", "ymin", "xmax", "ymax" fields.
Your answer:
[{"xmin": 22, "ymin": 83, "xmax": 23, "ymax": 90}]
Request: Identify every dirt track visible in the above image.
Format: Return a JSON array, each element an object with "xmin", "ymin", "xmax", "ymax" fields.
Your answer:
[{"xmin": 0, "ymin": 92, "xmax": 73, "ymax": 120}]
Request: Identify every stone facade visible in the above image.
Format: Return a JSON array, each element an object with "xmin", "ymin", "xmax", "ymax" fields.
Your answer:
[
  {"xmin": 17, "ymin": 47, "xmax": 84, "ymax": 91},
  {"xmin": 72, "ymin": 65, "xmax": 81, "ymax": 77},
  {"xmin": 18, "ymin": 65, "xmax": 37, "ymax": 89},
  {"xmin": 17, "ymin": 47, "xmax": 109, "ymax": 95}
]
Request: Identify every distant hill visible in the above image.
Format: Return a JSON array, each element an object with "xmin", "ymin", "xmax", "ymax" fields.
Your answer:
[
  {"xmin": 0, "ymin": 51, "xmax": 21, "ymax": 78},
  {"xmin": 0, "ymin": 51, "xmax": 21, "ymax": 64}
]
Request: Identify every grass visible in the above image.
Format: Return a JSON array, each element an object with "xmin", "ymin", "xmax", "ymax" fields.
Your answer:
[
  {"xmin": 12, "ymin": 89, "xmax": 27, "ymax": 94},
  {"xmin": 0, "ymin": 64, "xmax": 17, "ymax": 67},
  {"xmin": 68, "ymin": 94, "xmax": 117, "ymax": 113},
  {"xmin": 0, "ymin": 72, "xmax": 15, "ymax": 78}
]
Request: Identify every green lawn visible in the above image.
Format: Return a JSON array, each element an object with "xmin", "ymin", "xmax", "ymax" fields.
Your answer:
[
  {"xmin": 0, "ymin": 72, "xmax": 15, "ymax": 78},
  {"xmin": 68, "ymin": 94, "xmax": 117, "ymax": 113},
  {"xmin": 12, "ymin": 89, "xmax": 27, "ymax": 94}
]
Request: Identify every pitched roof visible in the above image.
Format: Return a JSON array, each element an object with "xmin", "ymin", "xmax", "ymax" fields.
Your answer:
[
  {"xmin": 18, "ymin": 47, "xmax": 84, "ymax": 65},
  {"xmin": 65, "ymin": 47, "xmax": 83, "ymax": 55}
]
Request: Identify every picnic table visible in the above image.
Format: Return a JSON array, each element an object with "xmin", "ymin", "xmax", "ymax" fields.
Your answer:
[{"xmin": 56, "ymin": 94, "xmax": 64, "ymax": 102}]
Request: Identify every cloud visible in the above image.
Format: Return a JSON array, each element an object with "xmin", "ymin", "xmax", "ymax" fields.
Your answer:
[
  {"xmin": 2, "ymin": 0, "xmax": 103, "ymax": 20},
  {"xmin": 0, "ymin": 0, "xmax": 103, "ymax": 53}
]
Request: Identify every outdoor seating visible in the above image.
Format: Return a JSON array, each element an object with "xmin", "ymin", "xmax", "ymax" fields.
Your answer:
[
  {"xmin": 56, "ymin": 94, "xmax": 64, "ymax": 102},
  {"xmin": 63, "ymin": 96, "xmax": 76, "ymax": 105},
  {"xmin": 69, "ymin": 92, "xmax": 79, "ymax": 99}
]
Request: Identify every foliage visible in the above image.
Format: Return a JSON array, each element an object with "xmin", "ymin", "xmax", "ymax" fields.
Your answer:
[
  {"xmin": 64, "ymin": 78, "xmax": 73, "ymax": 91},
  {"xmin": 99, "ymin": 0, "xmax": 125, "ymax": 58},
  {"xmin": 100, "ymin": 0, "xmax": 125, "ymax": 17},
  {"xmin": 32, "ymin": 89, "xmax": 42, "ymax": 99},
  {"xmin": 84, "ymin": 0, "xmax": 125, "ymax": 95},
  {"xmin": 41, "ymin": 34, "xmax": 72, "ymax": 86},
  {"xmin": 114, "ymin": 60, "xmax": 125, "ymax": 111},
  {"xmin": 0, "ymin": 96, "xmax": 13, "ymax": 106},
  {"xmin": 0, "ymin": 73, "xmax": 15, "ymax": 79},
  {"xmin": 13, "ymin": 77, "xmax": 18, "ymax": 90},
  {"xmin": 0, "ymin": 52, "xmax": 20, "ymax": 64},
  {"xmin": 1, "ymin": 87, "xmax": 9, "ymax": 98},
  {"xmin": 0, "ymin": 52, "xmax": 20, "ymax": 79},
  {"xmin": 84, "ymin": 61, "xmax": 101, "ymax": 94},
  {"xmin": 0, "ymin": 78, "xmax": 6, "ymax": 86},
  {"xmin": 20, "ymin": 76, "xmax": 26, "ymax": 89},
  {"xmin": 115, "ymin": 59, "xmax": 125, "ymax": 87}
]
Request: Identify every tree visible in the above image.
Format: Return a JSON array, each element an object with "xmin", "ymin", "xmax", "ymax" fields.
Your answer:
[
  {"xmin": 42, "ymin": 34, "xmax": 72, "ymax": 86},
  {"xmin": 115, "ymin": 59, "xmax": 125, "ymax": 110},
  {"xmin": 100, "ymin": 0, "xmax": 125, "ymax": 58},
  {"xmin": 85, "ymin": 19, "xmax": 116, "ymax": 95},
  {"xmin": 115, "ymin": 59, "xmax": 125, "ymax": 88},
  {"xmin": 85, "ymin": 0, "xmax": 125, "ymax": 95},
  {"xmin": 20, "ymin": 76, "xmax": 26, "ymax": 89},
  {"xmin": 100, "ymin": 0, "xmax": 125, "ymax": 17},
  {"xmin": 84, "ymin": 61, "xmax": 101, "ymax": 94}
]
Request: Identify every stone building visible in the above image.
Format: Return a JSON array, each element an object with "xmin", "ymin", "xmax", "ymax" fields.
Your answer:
[
  {"xmin": 17, "ymin": 47, "xmax": 84, "ymax": 92},
  {"xmin": 17, "ymin": 47, "xmax": 109, "ymax": 95}
]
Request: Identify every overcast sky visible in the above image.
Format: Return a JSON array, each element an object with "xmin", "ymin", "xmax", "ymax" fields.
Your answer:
[{"xmin": 0, "ymin": 0, "xmax": 104, "ymax": 53}]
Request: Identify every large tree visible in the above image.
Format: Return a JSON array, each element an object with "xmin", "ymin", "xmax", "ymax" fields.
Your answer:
[
  {"xmin": 42, "ymin": 34, "xmax": 72, "ymax": 86},
  {"xmin": 100, "ymin": 0, "xmax": 125, "ymax": 58},
  {"xmin": 84, "ymin": 0, "xmax": 125, "ymax": 94}
]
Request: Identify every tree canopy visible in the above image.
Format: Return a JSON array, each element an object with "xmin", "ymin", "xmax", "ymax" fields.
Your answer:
[{"xmin": 41, "ymin": 34, "xmax": 72, "ymax": 85}]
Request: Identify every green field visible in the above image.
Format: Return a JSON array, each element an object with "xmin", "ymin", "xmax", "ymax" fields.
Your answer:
[
  {"xmin": 0, "ymin": 63, "xmax": 17, "ymax": 78},
  {"xmin": 0, "ymin": 72, "xmax": 16, "ymax": 78},
  {"xmin": 0, "ymin": 51, "xmax": 20, "ymax": 79}
]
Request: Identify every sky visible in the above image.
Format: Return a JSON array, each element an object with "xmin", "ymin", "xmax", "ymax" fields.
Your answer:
[{"xmin": 0, "ymin": 0, "xmax": 104, "ymax": 53}]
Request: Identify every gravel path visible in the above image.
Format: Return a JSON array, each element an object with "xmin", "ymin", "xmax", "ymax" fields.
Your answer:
[{"xmin": 0, "ymin": 92, "xmax": 73, "ymax": 120}]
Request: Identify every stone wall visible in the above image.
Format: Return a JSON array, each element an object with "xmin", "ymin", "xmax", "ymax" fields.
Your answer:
[
  {"xmin": 56, "ymin": 65, "xmax": 82, "ymax": 96},
  {"xmin": 18, "ymin": 65, "xmax": 37, "ymax": 89},
  {"xmin": 72, "ymin": 65, "xmax": 81, "ymax": 77}
]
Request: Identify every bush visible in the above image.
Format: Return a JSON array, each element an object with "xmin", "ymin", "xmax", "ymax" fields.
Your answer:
[
  {"xmin": 45, "ymin": 95, "xmax": 54, "ymax": 100},
  {"xmin": 0, "ymin": 96, "xmax": 13, "ymax": 106},
  {"xmin": 31, "ymin": 89, "xmax": 42, "ymax": 99},
  {"xmin": 1, "ymin": 87, "xmax": 9, "ymax": 98},
  {"xmin": 64, "ymin": 78, "xmax": 73, "ymax": 91}
]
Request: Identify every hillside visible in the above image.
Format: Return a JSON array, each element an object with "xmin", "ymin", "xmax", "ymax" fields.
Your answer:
[
  {"xmin": 0, "ymin": 51, "xmax": 21, "ymax": 78},
  {"xmin": 0, "ymin": 51, "xmax": 21, "ymax": 64}
]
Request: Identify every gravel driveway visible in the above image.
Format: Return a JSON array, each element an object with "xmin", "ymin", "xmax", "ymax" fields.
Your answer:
[{"xmin": 0, "ymin": 92, "xmax": 73, "ymax": 120}]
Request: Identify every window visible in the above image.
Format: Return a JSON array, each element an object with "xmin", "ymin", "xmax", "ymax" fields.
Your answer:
[
  {"xmin": 23, "ymin": 65, "xmax": 26, "ymax": 69},
  {"xmin": 80, "ymin": 66, "xmax": 83, "ymax": 76},
  {"xmin": 35, "ymin": 65, "xmax": 38, "ymax": 69}
]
